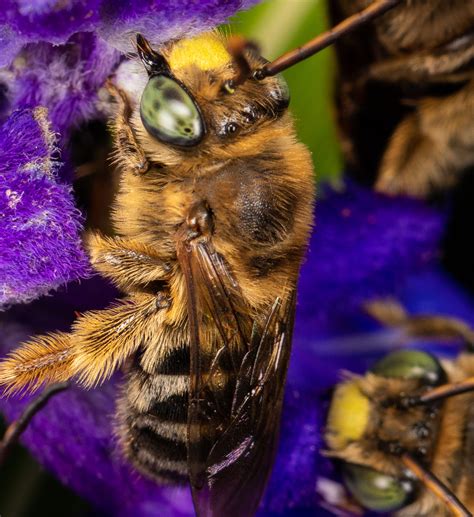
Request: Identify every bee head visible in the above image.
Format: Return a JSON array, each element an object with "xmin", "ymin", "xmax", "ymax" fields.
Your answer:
[
  {"xmin": 325, "ymin": 350, "xmax": 447, "ymax": 513},
  {"xmin": 135, "ymin": 33, "xmax": 291, "ymax": 157}
]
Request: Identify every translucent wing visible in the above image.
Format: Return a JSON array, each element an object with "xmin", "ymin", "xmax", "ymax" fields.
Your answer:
[
  {"xmin": 177, "ymin": 237, "xmax": 296, "ymax": 517},
  {"xmin": 202, "ymin": 294, "xmax": 296, "ymax": 517}
]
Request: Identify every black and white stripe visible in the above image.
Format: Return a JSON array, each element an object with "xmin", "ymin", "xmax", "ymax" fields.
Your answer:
[{"xmin": 119, "ymin": 345, "xmax": 190, "ymax": 484}]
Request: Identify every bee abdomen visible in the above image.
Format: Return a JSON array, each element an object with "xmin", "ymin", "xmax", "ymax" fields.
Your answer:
[
  {"xmin": 124, "ymin": 407, "xmax": 189, "ymax": 484},
  {"xmin": 118, "ymin": 348, "xmax": 191, "ymax": 484},
  {"xmin": 148, "ymin": 393, "xmax": 188, "ymax": 422},
  {"xmin": 119, "ymin": 345, "xmax": 233, "ymax": 484}
]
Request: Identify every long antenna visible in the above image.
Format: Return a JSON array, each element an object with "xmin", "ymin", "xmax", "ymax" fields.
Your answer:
[
  {"xmin": 255, "ymin": 0, "xmax": 402, "ymax": 79},
  {"xmin": 418, "ymin": 377, "xmax": 474, "ymax": 405},
  {"xmin": 401, "ymin": 453, "xmax": 471, "ymax": 517}
]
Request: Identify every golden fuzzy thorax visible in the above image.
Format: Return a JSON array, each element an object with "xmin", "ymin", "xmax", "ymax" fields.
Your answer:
[
  {"xmin": 326, "ymin": 353, "xmax": 474, "ymax": 517},
  {"xmin": 113, "ymin": 34, "xmax": 315, "ymax": 321},
  {"xmin": 0, "ymin": 33, "xmax": 315, "ymax": 489}
]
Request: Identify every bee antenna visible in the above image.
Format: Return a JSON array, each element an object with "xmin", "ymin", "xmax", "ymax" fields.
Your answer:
[
  {"xmin": 224, "ymin": 36, "xmax": 259, "ymax": 90},
  {"xmin": 401, "ymin": 453, "xmax": 471, "ymax": 517},
  {"xmin": 254, "ymin": 0, "xmax": 402, "ymax": 80},
  {"xmin": 416, "ymin": 377, "xmax": 474, "ymax": 405},
  {"xmin": 136, "ymin": 33, "xmax": 169, "ymax": 76}
]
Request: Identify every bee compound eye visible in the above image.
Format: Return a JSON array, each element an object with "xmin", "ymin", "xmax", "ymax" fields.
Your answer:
[
  {"xmin": 140, "ymin": 75, "xmax": 205, "ymax": 147},
  {"xmin": 342, "ymin": 463, "xmax": 417, "ymax": 513},
  {"xmin": 370, "ymin": 350, "xmax": 446, "ymax": 386}
]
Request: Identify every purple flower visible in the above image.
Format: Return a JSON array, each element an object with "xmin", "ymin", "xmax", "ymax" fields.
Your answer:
[
  {"xmin": 0, "ymin": 108, "xmax": 90, "ymax": 307},
  {"xmin": 0, "ymin": 1, "xmax": 257, "ymax": 67},
  {"xmin": 10, "ymin": 34, "xmax": 120, "ymax": 147}
]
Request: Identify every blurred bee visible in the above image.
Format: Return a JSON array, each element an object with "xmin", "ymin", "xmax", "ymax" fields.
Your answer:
[
  {"xmin": 325, "ymin": 300, "xmax": 474, "ymax": 516},
  {"xmin": 330, "ymin": 0, "xmax": 474, "ymax": 198},
  {"xmin": 0, "ymin": 32, "xmax": 314, "ymax": 516}
]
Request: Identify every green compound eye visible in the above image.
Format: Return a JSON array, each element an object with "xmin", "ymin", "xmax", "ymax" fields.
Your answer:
[
  {"xmin": 342, "ymin": 463, "xmax": 417, "ymax": 513},
  {"xmin": 140, "ymin": 75, "xmax": 205, "ymax": 147},
  {"xmin": 371, "ymin": 350, "xmax": 446, "ymax": 386}
]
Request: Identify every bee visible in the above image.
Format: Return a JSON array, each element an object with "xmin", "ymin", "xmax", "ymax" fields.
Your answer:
[
  {"xmin": 0, "ymin": 31, "xmax": 314, "ymax": 516},
  {"xmin": 325, "ymin": 301, "xmax": 474, "ymax": 516},
  {"xmin": 330, "ymin": 0, "xmax": 474, "ymax": 198},
  {"xmin": 0, "ymin": 2, "xmax": 404, "ymax": 514}
]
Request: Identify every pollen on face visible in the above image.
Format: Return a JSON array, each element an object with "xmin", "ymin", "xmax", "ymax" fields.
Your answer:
[{"xmin": 168, "ymin": 33, "xmax": 231, "ymax": 72}]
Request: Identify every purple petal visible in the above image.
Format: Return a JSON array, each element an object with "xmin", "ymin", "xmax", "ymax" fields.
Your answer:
[
  {"xmin": 0, "ymin": 108, "xmax": 90, "ymax": 308},
  {"xmin": 295, "ymin": 182, "xmax": 444, "ymax": 344},
  {"xmin": 0, "ymin": 0, "xmax": 258, "ymax": 67},
  {"xmin": 9, "ymin": 33, "xmax": 121, "ymax": 148}
]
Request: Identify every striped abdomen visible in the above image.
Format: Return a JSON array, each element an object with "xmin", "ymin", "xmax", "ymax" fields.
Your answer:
[{"xmin": 118, "ymin": 345, "xmax": 190, "ymax": 484}]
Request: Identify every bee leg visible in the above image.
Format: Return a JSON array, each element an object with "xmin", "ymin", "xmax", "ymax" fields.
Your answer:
[
  {"xmin": 0, "ymin": 332, "xmax": 75, "ymax": 395},
  {"xmin": 376, "ymin": 80, "xmax": 474, "ymax": 197},
  {"xmin": 85, "ymin": 232, "xmax": 171, "ymax": 291},
  {"xmin": 0, "ymin": 382, "xmax": 69, "ymax": 464},
  {"xmin": 107, "ymin": 80, "xmax": 149, "ymax": 175},
  {"xmin": 71, "ymin": 293, "xmax": 169, "ymax": 388},
  {"xmin": 364, "ymin": 298, "xmax": 409, "ymax": 327},
  {"xmin": 366, "ymin": 299, "xmax": 474, "ymax": 348},
  {"xmin": 0, "ymin": 293, "xmax": 168, "ymax": 394}
]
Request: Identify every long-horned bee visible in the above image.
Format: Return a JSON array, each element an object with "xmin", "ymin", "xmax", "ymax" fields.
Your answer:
[
  {"xmin": 0, "ymin": 2, "xmax": 408, "ymax": 514},
  {"xmin": 0, "ymin": 32, "xmax": 314, "ymax": 516},
  {"xmin": 325, "ymin": 301, "xmax": 474, "ymax": 516},
  {"xmin": 330, "ymin": 0, "xmax": 474, "ymax": 198}
]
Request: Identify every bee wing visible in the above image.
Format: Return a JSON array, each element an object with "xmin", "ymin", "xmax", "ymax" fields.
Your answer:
[
  {"xmin": 177, "ymin": 238, "xmax": 295, "ymax": 517},
  {"xmin": 202, "ymin": 292, "xmax": 296, "ymax": 517},
  {"xmin": 177, "ymin": 239, "xmax": 252, "ymax": 489}
]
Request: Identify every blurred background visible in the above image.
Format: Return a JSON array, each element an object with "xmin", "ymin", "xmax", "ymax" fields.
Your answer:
[{"xmin": 0, "ymin": 1, "xmax": 339, "ymax": 515}]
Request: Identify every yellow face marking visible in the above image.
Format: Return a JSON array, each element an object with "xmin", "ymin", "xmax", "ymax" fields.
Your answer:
[
  {"xmin": 326, "ymin": 381, "xmax": 370, "ymax": 450},
  {"xmin": 168, "ymin": 33, "xmax": 231, "ymax": 71}
]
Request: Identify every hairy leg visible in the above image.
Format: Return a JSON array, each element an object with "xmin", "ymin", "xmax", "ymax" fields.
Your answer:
[
  {"xmin": 107, "ymin": 81, "xmax": 149, "ymax": 175},
  {"xmin": 0, "ymin": 293, "xmax": 170, "ymax": 394},
  {"xmin": 85, "ymin": 232, "xmax": 172, "ymax": 291},
  {"xmin": 365, "ymin": 299, "xmax": 474, "ymax": 347},
  {"xmin": 376, "ymin": 80, "xmax": 474, "ymax": 197}
]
